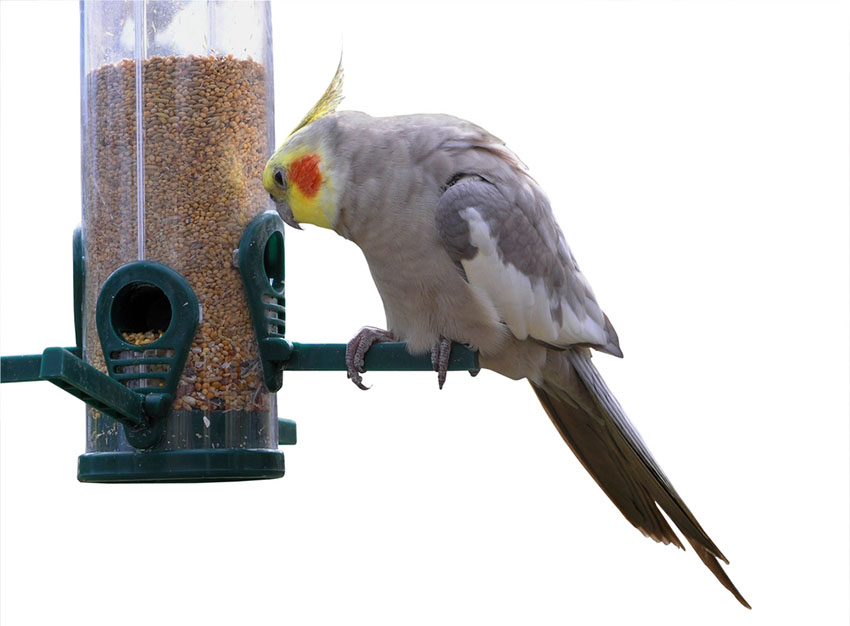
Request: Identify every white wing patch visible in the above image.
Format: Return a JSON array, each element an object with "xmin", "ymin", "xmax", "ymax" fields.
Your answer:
[{"xmin": 459, "ymin": 207, "xmax": 608, "ymax": 347}]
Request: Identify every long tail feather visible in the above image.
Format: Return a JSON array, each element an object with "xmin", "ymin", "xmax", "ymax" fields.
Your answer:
[{"xmin": 532, "ymin": 347, "xmax": 749, "ymax": 608}]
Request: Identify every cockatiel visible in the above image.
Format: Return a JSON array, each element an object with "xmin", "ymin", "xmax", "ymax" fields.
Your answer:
[{"xmin": 263, "ymin": 64, "xmax": 748, "ymax": 608}]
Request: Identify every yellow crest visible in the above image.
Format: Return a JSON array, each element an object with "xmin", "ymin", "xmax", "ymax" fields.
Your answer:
[{"xmin": 289, "ymin": 58, "xmax": 344, "ymax": 137}]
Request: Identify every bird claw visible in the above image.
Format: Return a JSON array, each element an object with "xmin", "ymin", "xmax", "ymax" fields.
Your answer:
[
  {"xmin": 345, "ymin": 326, "xmax": 395, "ymax": 390},
  {"xmin": 431, "ymin": 336, "xmax": 452, "ymax": 389}
]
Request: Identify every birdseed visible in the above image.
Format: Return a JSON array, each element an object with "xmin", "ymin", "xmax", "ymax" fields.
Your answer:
[{"xmin": 82, "ymin": 55, "xmax": 275, "ymax": 451}]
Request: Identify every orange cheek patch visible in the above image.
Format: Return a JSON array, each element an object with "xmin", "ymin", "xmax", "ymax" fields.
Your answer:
[{"xmin": 289, "ymin": 154, "xmax": 322, "ymax": 198}]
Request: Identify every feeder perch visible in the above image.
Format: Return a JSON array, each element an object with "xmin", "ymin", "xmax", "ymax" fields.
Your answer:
[{"xmin": 0, "ymin": 0, "xmax": 479, "ymax": 484}]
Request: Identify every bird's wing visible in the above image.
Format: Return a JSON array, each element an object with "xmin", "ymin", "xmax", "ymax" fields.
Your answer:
[{"xmin": 435, "ymin": 174, "xmax": 622, "ymax": 356}]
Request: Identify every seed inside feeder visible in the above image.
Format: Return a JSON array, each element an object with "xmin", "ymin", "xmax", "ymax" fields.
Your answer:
[{"xmin": 82, "ymin": 55, "xmax": 276, "ymax": 451}]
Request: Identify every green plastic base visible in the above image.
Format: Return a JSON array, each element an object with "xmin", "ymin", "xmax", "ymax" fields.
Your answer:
[{"xmin": 77, "ymin": 449, "xmax": 285, "ymax": 483}]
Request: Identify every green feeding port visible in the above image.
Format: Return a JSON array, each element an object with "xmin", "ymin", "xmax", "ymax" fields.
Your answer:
[
  {"xmin": 239, "ymin": 211, "xmax": 289, "ymax": 392},
  {"xmin": 94, "ymin": 260, "xmax": 199, "ymax": 450}
]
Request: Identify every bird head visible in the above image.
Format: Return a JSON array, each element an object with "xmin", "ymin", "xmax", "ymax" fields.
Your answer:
[{"xmin": 264, "ymin": 60, "xmax": 344, "ymax": 231}]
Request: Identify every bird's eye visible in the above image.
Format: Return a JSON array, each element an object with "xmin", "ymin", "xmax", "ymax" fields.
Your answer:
[{"xmin": 273, "ymin": 170, "xmax": 285, "ymax": 188}]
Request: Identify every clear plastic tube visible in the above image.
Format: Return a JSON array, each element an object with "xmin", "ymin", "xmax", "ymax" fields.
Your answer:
[{"xmin": 81, "ymin": 0, "xmax": 277, "ymax": 453}]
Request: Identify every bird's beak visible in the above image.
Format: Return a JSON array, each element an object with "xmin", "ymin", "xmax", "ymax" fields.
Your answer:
[
  {"xmin": 273, "ymin": 197, "xmax": 302, "ymax": 230},
  {"xmin": 263, "ymin": 159, "xmax": 301, "ymax": 229}
]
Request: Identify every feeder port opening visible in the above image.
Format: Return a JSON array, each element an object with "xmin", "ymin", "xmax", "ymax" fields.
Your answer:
[
  {"xmin": 264, "ymin": 230, "xmax": 284, "ymax": 292},
  {"xmin": 110, "ymin": 281, "xmax": 172, "ymax": 338}
]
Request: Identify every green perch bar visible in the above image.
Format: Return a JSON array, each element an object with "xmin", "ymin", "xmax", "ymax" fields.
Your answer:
[
  {"xmin": 0, "ymin": 341, "xmax": 478, "ymax": 382},
  {"xmin": 285, "ymin": 341, "xmax": 478, "ymax": 372}
]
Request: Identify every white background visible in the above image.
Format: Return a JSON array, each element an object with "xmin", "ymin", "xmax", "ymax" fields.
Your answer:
[{"xmin": 1, "ymin": 1, "xmax": 848, "ymax": 624}]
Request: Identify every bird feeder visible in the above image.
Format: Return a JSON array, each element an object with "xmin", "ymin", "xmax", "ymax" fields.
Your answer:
[{"xmin": 0, "ymin": 0, "xmax": 477, "ymax": 483}]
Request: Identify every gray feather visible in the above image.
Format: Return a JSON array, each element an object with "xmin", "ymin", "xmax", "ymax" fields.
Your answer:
[
  {"xmin": 435, "ymin": 175, "xmax": 621, "ymax": 356},
  {"xmin": 536, "ymin": 348, "xmax": 750, "ymax": 608}
]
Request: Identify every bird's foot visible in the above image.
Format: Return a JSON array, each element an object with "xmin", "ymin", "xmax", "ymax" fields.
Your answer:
[
  {"xmin": 345, "ymin": 326, "xmax": 395, "ymax": 390},
  {"xmin": 431, "ymin": 336, "xmax": 452, "ymax": 390}
]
